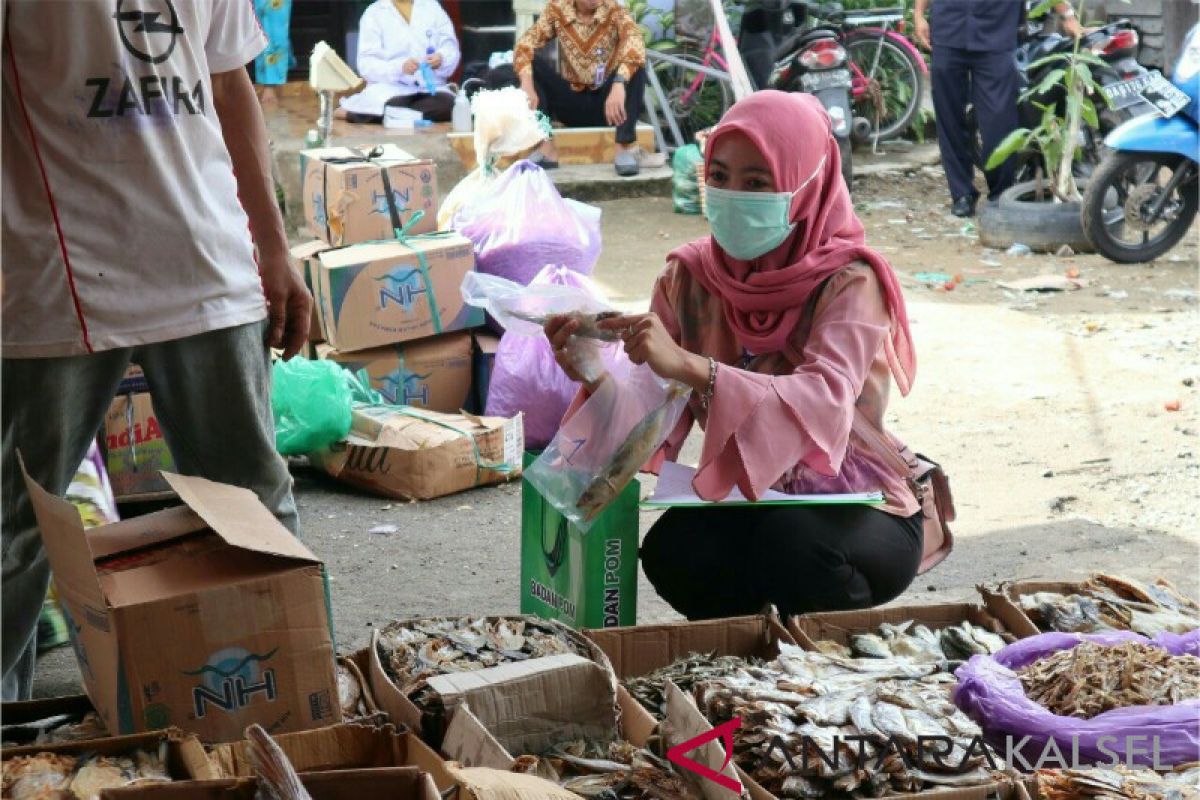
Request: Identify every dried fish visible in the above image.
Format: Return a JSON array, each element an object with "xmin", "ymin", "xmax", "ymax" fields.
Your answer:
[
  {"xmin": 1018, "ymin": 641, "xmax": 1200, "ymax": 719},
  {"xmin": 2, "ymin": 753, "xmax": 76, "ymax": 800},
  {"xmin": 833, "ymin": 620, "xmax": 1009, "ymax": 670},
  {"xmin": 1020, "ymin": 574, "xmax": 1200, "ymax": 636},
  {"xmin": 514, "ymin": 736, "xmax": 705, "ymax": 800},
  {"xmin": 577, "ymin": 384, "xmax": 691, "ymax": 522},
  {"xmin": 2, "ymin": 746, "xmax": 171, "ymax": 800},
  {"xmin": 622, "ymin": 652, "xmax": 762, "ymax": 718},
  {"xmin": 336, "ymin": 662, "xmax": 365, "ymax": 718},
  {"xmin": 1037, "ymin": 763, "xmax": 1200, "ymax": 800},
  {"xmin": 509, "ymin": 309, "xmax": 626, "ymax": 342}
]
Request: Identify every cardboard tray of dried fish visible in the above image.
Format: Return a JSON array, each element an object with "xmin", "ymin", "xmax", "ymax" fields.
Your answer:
[
  {"xmin": 979, "ymin": 575, "xmax": 1200, "ymax": 639},
  {"xmin": 2, "ymin": 728, "xmax": 217, "ymax": 799},
  {"xmin": 584, "ymin": 612, "xmax": 796, "ymax": 721},
  {"xmin": 203, "ymin": 721, "xmax": 461, "ymax": 796},
  {"xmin": 97, "ymin": 767, "xmax": 442, "ymax": 799},
  {"xmin": 788, "ymin": 602, "xmax": 1014, "ymax": 672},
  {"xmin": 954, "ymin": 630, "xmax": 1200, "ymax": 769},
  {"xmin": 676, "ymin": 641, "xmax": 1035, "ymax": 800},
  {"xmin": 2, "ymin": 694, "xmax": 105, "ymax": 749},
  {"xmin": 368, "ymin": 616, "xmax": 619, "ymax": 754},
  {"xmin": 438, "ymin": 690, "xmax": 712, "ymax": 800}
]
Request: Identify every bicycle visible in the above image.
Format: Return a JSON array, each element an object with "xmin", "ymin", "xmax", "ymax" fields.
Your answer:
[{"xmin": 645, "ymin": 27, "xmax": 737, "ymax": 151}]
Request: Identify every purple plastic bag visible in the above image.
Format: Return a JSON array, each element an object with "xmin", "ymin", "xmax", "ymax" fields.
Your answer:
[
  {"xmin": 454, "ymin": 160, "xmax": 602, "ymax": 289},
  {"xmin": 484, "ymin": 266, "xmax": 618, "ymax": 449},
  {"xmin": 953, "ymin": 629, "xmax": 1200, "ymax": 768}
]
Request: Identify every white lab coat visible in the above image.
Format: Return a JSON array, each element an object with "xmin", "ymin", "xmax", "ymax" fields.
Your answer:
[{"xmin": 341, "ymin": 0, "xmax": 462, "ymax": 116}]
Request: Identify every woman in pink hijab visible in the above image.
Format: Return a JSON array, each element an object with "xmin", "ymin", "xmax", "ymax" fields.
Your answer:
[{"xmin": 550, "ymin": 91, "xmax": 927, "ymax": 619}]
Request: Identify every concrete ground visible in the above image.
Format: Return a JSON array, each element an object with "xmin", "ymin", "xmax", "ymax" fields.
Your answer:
[{"xmin": 31, "ymin": 126, "xmax": 1200, "ymax": 698}]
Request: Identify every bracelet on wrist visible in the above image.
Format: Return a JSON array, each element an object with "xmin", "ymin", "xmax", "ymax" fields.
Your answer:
[{"xmin": 699, "ymin": 357, "xmax": 717, "ymax": 410}]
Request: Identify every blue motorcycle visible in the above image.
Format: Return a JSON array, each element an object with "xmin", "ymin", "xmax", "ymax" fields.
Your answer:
[{"xmin": 1082, "ymin": 24, "xmax": 1199, "ymax": 263}]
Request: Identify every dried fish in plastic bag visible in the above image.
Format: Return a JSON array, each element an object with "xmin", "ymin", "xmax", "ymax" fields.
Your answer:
[
  {"xmin": 1018, "ymin": 640, "xmax": 1200, "ymax": 719},
  {"xmin": 2, "ymin": 753, "xmax": 76, "ymax": 799}
]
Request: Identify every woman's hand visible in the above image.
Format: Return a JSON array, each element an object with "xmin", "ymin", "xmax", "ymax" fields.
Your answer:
[
  {"xmin": 545, "ymin": 315, "xmax": 606, "ymax": 390},
  {"xmin": 599, "ymin": 313, "xmax": 710, "ymax": 392}
]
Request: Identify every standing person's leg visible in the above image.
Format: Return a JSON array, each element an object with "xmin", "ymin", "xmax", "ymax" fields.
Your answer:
[
  {"xmin": 2, "ymin": 351, "xmax": 131, "ymax": 700},
  {"xmin": 253, "ymin": 0, "xmax": 292, "ymax": 107},
  {"xmin": 972, "ymin": 48, "xmax": 1021, "ymax": 200},
  {"xmin": 407, "ymin": 92, "xmax": 455, "ymax": 122},
  {"xmin": 133, "ymin": 321, "xmax": 297, "ymax": 534},
  {"xmin": 930, "ymin": 45, "xmax": 978, "ymax": 211}
]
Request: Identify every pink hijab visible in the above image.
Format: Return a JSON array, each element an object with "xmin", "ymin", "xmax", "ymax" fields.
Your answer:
[{"xmin": 670, "ymin": 91, "xmax": 916, "ymax": 395}]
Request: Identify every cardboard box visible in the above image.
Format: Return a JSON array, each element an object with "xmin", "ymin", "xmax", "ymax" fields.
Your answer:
[
  {"xmin": 468, "ymin": 331, "xmax": 500, "ymax": 415},
  {"xmin": 310, "ymin": 405, "xmax": 523, "ymax": 501},
  {"xmin": 100, "ymin": 768, "xmax": 441, "ymax": 800},
  {"xmin": 301, "ymin": 144, "xmax": 438, "ymax": 246},
  {"xmin": 1, "ymin": 694, "xmax": 100, "ymax": 748},
  {"xmin": 102, "ymin": 367, "xmax": 176, "ymax": 503},
  {"xmin": 291, "ymin": 240, "xmax": 331, "ymax": 344},
  {"xmin": 23, "ymin": 468, "xmax": 340, "ymax": 743},
  {"xmin": 2, "ymin": 728, "xmax": 216, "ymax": 780},
  {"xmin": 447, "ymin": 124, "xmax": 657, "ymax": 171},
  {"xmin": 787, "ymin": 602, "xmax": 1015, "ymax": 652},
  {"xmin": 978, "ymin": 580, "xmax": 1085, "ymax": 639},
  {"xmin": 318, "ymin": 332, "xmax": 473, "ymax": 413},
  {"xmin": 366, "ymin": 617, "xmax": 618, "ymax": 755},
  {"xmin": 520, "ymin": 452, "xmax": 638, "ymax": 629},
  {"xmin": 313, "ymin": 235, "xmax": 482, "ymax": 352}
]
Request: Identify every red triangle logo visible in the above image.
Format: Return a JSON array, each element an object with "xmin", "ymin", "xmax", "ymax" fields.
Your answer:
[{"xmin": 667, "ymin": 717, "xmax": 745, "ymax": 793}]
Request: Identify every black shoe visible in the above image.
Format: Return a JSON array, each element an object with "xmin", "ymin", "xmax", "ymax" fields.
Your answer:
[
  {"xmin": 951, "ymin": 195, "xmax": 978, "ymax": 217},
  {"xmin": 528, "ymin": 150, "xmax": 559, "ymax": 170}
]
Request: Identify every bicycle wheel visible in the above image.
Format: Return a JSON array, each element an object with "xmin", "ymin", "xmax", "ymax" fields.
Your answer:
[
  {"xmin": 647, "ymin": 45, "xmax": 734, "ymax": 146},
  {"xmin": 844, "ymin": 31, "xmax": 924, "ymax": 143}
]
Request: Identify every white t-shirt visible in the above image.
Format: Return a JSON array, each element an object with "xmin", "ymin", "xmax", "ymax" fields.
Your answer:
[{"xmin": 2, "ymin": 0, "xmax": 270, "ymax": 357}]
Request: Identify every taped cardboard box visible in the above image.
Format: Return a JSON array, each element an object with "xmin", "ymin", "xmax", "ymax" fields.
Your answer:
[
  {"xmin": 366, "ymin": 617, "xmax": 617, "ymax": 754},
  {"xmin": 978, "ymin": 580, "xmax": 1086, "ymax": 639},
  {"xmin": 521, "ymin": 451, "xmax": 638, "ymax": 630},
  {"xmin": 310, "ymin": 405, "xmax": 523, "ymax": 501},
  {"xmin": 102, "ymin": 367, "xmax": 175, "ymax": 503},
  {"xmin": 447, "ymin": 125, "xmax": 656, "ymax": 171},
  {"xmin": 2, "ymin": 728, "xmax": 216, "ymax": 780},
  {"xmin": 318, "ymin": 332, "xmax": 473, "ymax": 413},
  {"xmin": 301, "ymin": 144, "xmax": 438, "ymax": 246},
  {"xmin": 313, "ymin": 235, "xmax": 483, "ymax": 352},
  {"xmin": 291, "ymin": 240, "xmax": 331, "ymax": 344},
  {"xmin": 23, "ymin": 468, "xmax": 340, "ymax": 743},
  {"xmin": 788, "ymin": 602, "xmax": 1015, "ymax": 652},
  {"xmin": 101, "ymin": 768, "xmax": 441, "ymax": 800}
]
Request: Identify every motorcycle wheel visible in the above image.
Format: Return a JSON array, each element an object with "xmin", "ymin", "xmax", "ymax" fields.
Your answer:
[{"xmin": 1082, "ymin": 151, "xmax": 1199, "ymax": 264}]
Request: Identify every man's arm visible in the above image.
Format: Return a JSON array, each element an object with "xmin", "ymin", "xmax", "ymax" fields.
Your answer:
[
  {"xmin": 913, "ymin": 0, "xmax": 931, "ymax": 50},
  {"xmin": 613, "ymin": 6, "xmax": 647, "ymax": 82},
  {"xmin": 514, "ymin": 8, "xmax": 557, "ymax": 108},
  {"xmin": 211, "ymin": 68, "xmax": 311, "ymax": 360}
]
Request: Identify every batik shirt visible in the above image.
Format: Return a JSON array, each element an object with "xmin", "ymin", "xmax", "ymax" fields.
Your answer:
[{"xmin": 514, "ymin": 0, "xmax": 646, "ymax": 91}]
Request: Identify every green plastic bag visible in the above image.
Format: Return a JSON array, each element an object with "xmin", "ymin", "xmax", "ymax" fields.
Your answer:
[
  {"xmin": 271, "ymin": 358, "xmax": 353, "ymax": 456},
  {"xmin": 672, "ymin": 144, "xmax": 703, "ymax": 215}
]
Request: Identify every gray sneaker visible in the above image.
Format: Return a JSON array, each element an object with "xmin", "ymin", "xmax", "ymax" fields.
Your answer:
[{"xmin": 614, "ymin": 149, "xmax": 640, "ymax": 177}]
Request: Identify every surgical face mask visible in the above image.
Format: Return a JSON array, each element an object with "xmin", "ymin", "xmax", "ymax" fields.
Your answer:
[{"xmin": 704, "ymin": 154, "xmax": 826, "ymax": 261}]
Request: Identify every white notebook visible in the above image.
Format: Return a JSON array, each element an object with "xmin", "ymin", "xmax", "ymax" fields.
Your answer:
[{"xmin": 643, "ymin": 461, "xmax": 885, "ymax": 508}]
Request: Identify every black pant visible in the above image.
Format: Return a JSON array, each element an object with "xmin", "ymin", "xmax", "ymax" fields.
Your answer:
[
  {"xmin": 532, "ymin": 57, "xmax": 645, "ymax": 145},
  {"xmin": 931, "ymin": 46, "xmax": 1019, "ymax": 202},
  {"xmin": 640, "ymin": 504, "xmax": 923, "ymax": 620},
  {"xmin": 345, "ymin": 92, "xmax": 455, "ymax": 124}
]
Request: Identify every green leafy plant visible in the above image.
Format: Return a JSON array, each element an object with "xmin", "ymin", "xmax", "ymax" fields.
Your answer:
[
  {"xmin": 629, "ymin": 0, "xmax": 676, "ymax": 49},
  {"xmin": 985, "ymin": 0, "xmax": 1123, "ymax": 202}
]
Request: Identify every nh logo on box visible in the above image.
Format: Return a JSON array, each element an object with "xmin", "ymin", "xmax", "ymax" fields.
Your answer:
[
  {"xmin": 186, "ymin": 646, "xmax": 279, "ymax": 718},
  {"xmin": 376, "ymin": 268, "xmax": 428, "ymax": 312}
]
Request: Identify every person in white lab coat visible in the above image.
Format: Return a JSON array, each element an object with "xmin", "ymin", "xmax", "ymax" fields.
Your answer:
[{"xmin": 338, "ymin": 0, "xmax": 461, "ymax": 122}]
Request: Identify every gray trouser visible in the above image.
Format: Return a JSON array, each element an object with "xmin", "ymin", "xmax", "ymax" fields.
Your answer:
[{"xmin": 1, "ymin": 320, "xmax": 297, "ymax": 700}]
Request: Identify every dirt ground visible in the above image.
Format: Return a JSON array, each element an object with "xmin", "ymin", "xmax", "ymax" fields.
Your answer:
[{"xmin": 31, "ymin": 163, "xmax": 1200, "ymax": 698}]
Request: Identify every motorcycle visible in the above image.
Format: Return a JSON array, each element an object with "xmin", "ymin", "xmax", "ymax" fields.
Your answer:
[
  {"xmin": 743, "ymin": 1, "xmax": 855, "ymax": 189},
  {"xmin": 1082, "ymin": 24, "xmax": 1199, "ymax": 263}
]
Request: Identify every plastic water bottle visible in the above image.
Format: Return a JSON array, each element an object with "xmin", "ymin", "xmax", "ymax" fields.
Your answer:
[
  {"xmin": 452, "ymin": 90, "xmax": 472, "ymax": 132},
  {"xmin": 419, "ymin": 30, "xmax": 438, "ymax": 94}
]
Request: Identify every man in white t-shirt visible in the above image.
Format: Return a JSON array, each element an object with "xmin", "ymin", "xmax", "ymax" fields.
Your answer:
[{"xmin": 1, "ymin": 0, "xmax": 313, "ymax": 699}]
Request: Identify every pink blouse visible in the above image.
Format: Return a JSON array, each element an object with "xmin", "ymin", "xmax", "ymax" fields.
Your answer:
[{"xmin": 645, "ymin": 259, "xmax": 920, "ymax": 517}]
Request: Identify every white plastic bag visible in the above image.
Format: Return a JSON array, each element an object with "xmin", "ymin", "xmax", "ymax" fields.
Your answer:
[
  {"xmin": 438, "ymin": 87, "xmax": 547, "ymax": 229},
  {"xmin": 525, "ymin": 367, "xmax": 691, "ymax": 531}
]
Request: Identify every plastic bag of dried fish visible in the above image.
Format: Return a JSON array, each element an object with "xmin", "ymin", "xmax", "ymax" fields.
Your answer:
[
  {"xmin": 1018, "ymin": 574, "xmax": 1200, "ymax": 637},
  {"xmin": 526, "ymin": 364, "xmax": 691, "ymax": 530},
  {"xmin": 2, "ymin": 744, "xmax": 172, "ymax": 800},
  {"xmin": 624, "ymin": 652, "xmax": 764, "ymax": 719},
  {"xmin": 376, "ymin": 616, "xmax": 600, "ymax": 737},
  {"xmin": 955, "ymin": 630, "xmax": 1200, "ymax": 769},
  {"xmin": 693, "ymin": 642, "xmax": 1019, "ymax": 799},
  {"xmin": 509, "ymin": 736, "xmax": 707, "ymax": 799},
  {"xmin": 461, "ymin": 270, "xmax": 617, "ymax": 338}
]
